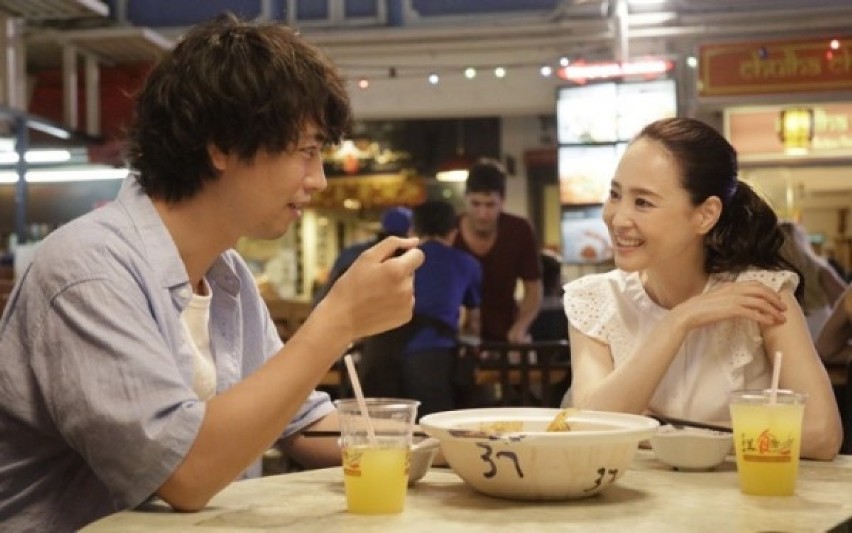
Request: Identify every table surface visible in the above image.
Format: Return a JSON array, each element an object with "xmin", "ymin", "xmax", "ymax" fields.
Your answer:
[{"xmin": 84, "ymin": 450, "xmax": 852, "ymax": 532}]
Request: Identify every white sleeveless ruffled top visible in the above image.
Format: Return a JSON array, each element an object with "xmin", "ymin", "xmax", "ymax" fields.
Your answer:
[{"xmin": 563, "ymin": 268, "xmax": 799, "ymax": 422}]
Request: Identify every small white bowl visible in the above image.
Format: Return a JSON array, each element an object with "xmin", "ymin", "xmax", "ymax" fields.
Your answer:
[
  {"xmin": 650, "ymin": 425, "xmax": 733, "ymax": 471},
  {"xmin": 409, "ymin": 437, "xmax": 440, "ymax": 484}
]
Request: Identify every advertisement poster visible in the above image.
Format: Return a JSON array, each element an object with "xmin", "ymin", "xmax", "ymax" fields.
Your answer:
[
  {"xmin": 558, "ymin": 144, "xmax": 623, "ymax": 205},
  {"xmin": 561, "ymin": 207, "xmax": 613, "ymax": 264}
]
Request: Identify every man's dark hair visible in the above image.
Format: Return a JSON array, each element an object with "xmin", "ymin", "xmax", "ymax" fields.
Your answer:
[
  {"xmin": 126, "ymin": 12, "xmax": 352, "ymax": 201},
  {"xmin": 465, "ymin": 157, "xmax": 506, "ymax": 198},
  {"xmin": 413, "ymin": 199, "xmax": 457, "ymax": 238}
]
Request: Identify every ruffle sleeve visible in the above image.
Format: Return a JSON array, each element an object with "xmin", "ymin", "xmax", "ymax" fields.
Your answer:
[
  {"xmin": 716, "ymin": 269, "xmax": 795, "ymax": 387},
  {"xmin": 562, "ymin": 272, "xmax": 622, "ymax": 343},
  {"xmin": 736, "ymin": 269, "xmax": 799, "ymax": 293}
]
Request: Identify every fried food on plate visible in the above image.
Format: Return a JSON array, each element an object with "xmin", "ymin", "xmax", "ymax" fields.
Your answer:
[{"xmin": 547, "ymin": 408, "xmax": 577, "ymax": 432}]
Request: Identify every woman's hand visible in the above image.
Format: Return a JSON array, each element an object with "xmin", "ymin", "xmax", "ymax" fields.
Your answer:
[{"xmin": 670, "ymin": 281, "xmax": 787, "ymax": 332}]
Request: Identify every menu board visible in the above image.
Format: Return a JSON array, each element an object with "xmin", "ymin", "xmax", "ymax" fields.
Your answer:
[
  {"xmin": 616, "ymin": 79, "xmax": 677, "ymax": 140},
  {"xmin": 558, "ymin": 145, "xmax": 620, "ymax": 205},
  {"xmin": 556, "ymin": 83, "xmax": 618, "ymax": 144},
  {"xmin": 560, "ymin": 206, "xmax": 613, "ymax": 264},
  {"xmin": 556, "ymin": 78, "xmax": 676, "ymax": 207},
  {"xmin": 557, "ymin": 79, "xmax": 677, "ymax": 145}
]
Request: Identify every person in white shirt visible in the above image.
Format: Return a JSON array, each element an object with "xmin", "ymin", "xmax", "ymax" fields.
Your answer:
[{"xmin": 563, "ymin": 117, "xmax": 842, "ymax": 460}]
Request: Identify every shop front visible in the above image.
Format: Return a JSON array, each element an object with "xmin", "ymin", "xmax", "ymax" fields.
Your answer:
[{"xmin": 698, "ymin": 35, "xmax": 852, "ymax": 273}]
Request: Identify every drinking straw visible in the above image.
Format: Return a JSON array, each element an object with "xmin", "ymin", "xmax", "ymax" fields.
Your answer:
[
  {"xmin": 769, "ymin": 350, "xmax": 783, "ymax": 405},
  {"xmin": 343, "ymin": 353, "xmax": 377, "ymax": 446}
]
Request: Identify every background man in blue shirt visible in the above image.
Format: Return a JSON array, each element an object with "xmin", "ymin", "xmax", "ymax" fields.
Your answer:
[{"xmin": 360, "ymin": 200, "xmax": 481, "ymax": 418}]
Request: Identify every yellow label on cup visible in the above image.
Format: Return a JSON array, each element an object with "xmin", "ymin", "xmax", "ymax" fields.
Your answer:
[{"xmin": 342, "ymin": 446, "xmax": 410, "ymax": 514}]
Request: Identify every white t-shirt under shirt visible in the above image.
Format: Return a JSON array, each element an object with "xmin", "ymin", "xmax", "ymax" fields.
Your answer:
[
  {"xmin": 563, "ymin": 268, "xmax": 799, "ymax": 423},
  {"xmin": 180, "ymin": 280, "xmax": 217, "ymax": 401}
]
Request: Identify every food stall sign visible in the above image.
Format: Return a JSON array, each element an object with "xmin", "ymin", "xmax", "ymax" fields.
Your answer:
[
  {"xmin": 557, "ymin": 58, "xmax": 673, "ymax": 84},
  {"xmin": 699, "ymin": 37, "xmax": 852, "ymax": 97}
]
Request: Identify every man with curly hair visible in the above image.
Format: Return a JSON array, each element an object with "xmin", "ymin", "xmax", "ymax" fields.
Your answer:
[{"xmin": 0, "ymin": 13, "xmax": 423, "ymax": 530}]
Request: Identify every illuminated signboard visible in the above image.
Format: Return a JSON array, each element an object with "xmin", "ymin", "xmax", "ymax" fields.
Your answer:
[
  {"xmin": 557, "ymin": 58, "xmax": 674, "ymax": 84},
  {"xmin": 699, "ymin": 36, "xmax": 852, "ymax": 97}
]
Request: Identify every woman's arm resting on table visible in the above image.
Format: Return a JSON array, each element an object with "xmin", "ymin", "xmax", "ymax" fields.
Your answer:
[
  {"xmin": 763, "ymin": 290, "xmax": 843, "ymax": 461},
  {"xmin": 571, "ymin": 281, "xmax": 788, "ymax": 417}
]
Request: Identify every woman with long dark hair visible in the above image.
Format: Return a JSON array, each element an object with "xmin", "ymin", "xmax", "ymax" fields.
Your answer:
[{"xmin": 563, "ymin": 117, "xmax": 842, "ymax": 460}]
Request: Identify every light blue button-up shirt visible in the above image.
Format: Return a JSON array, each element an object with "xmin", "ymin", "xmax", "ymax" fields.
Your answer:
[{"xmin": 0, "ymin": 177, "xmax": 333, "ymax": 531}]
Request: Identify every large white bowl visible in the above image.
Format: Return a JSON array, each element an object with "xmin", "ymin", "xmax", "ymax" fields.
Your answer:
[
  {"xmin": 419, "ymin": 407, "xmax": 659, "ymax": 501},
  {"xmin": 650, "ymin": 425, "xmax": 733, "ymax": 471}
]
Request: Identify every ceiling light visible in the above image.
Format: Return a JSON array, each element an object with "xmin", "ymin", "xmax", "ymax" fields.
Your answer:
[
  {"xmin": 0, "ymin": 166, "xmax": 128, "ymax": 184},
  {"xmin": 27, "ymin": 119, "xmax": 72, "ymax": 140},
  {"xmin": 436, "ymin": 121, "xmax": 475, "ymax": 182},
  {"xmin": 342, "ymin": 198, "xmax": 361, "ymax": 210},
  {"xmin": 629, "ymin": 11, "xmax": 676, "ymax": 25},
  {"xmin": 0, "ymin": 149, "xmax": 72, "ymax": 165}
]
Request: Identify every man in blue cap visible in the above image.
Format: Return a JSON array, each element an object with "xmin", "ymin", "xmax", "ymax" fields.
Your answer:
[
  {"xmin": 314, "ymin": 206, "xmax": 413, "ymax": 305},
  {"xmin": 380, "ymin": 206, "xmax": 414, "ymax": 238}
]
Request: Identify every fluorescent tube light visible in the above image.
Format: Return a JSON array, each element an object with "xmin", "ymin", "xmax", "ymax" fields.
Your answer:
[
  {"xmin": 0, "ymin": 167, "xmax": 128, "ymax": 183},
  {"xmin": 0, "ymin": 149, "xmax": 72, "ymax": 164},
  {"xmin": 27, "ymin": 119, "xmax": 72, "ymax": 140}
]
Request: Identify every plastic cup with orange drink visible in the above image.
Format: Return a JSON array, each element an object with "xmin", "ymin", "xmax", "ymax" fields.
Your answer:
[
  {"xmin": 335, "ymin": 398, "xmax": 420, "ymax": 514},
  {"xmin": 729, "ymin": 389, "xmax": 806, "ymax": 496}
]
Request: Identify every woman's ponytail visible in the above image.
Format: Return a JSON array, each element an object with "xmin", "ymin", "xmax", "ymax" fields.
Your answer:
[
  {"xmin": 635, "ymin": 118, "xmax": 801, "ymax": 299},
  {"xmin": 704, "ymin": 181, "xmax": 785, "ymax": 273}
]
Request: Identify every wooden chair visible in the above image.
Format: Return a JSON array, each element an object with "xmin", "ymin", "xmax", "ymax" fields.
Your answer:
[{"xmin": 468, "ymin": 340, "xmax": 571, "ymax": 408}]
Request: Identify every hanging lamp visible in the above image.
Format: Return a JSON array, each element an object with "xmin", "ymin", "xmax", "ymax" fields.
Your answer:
[
  {"xmin": 436, "ymin": 120, "xmax": 475, "ymax": 182},
  {"xmin": 778, "ymin": 108, "xmax": 814, "ymax": 155}
]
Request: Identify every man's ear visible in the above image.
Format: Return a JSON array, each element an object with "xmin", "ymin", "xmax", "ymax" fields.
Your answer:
[
  {"xmin": 695, "ymin": 195, "xmax": 722, "ymax": 235},
  {"xmin": 207, "ymin": 144, "xmax": 228, "ymax": 172}
]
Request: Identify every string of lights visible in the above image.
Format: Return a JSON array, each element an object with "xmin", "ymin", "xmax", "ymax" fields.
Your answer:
[
  {"xmin": 337, "ymin": 36, "xmax": 845, "ymax": 89},
  {"xmin": 337, "ymin": 60, "xmax": 564, "ymax": 89},
  {"xmin": 338, "ymin": 54, "xmax": 692, "ymax": 89}
]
